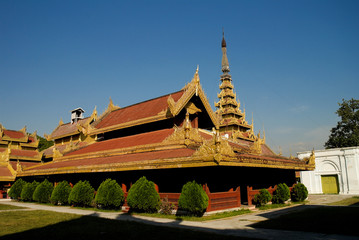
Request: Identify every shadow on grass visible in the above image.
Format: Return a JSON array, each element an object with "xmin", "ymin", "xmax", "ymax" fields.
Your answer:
[
  {"xmin": 1, "ymin": 211, "xmax": 257, "ymax": 240},
  {"xmin": 349, "ymin": 201, "xmax": 359, "ymax": 207},
  {"xmin": 250, "ymin": 204, "xmax": 359, "ymax": 237}
]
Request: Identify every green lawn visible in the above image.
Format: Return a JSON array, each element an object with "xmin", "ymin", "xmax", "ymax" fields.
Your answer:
[
  {"xmin": 0, "ymin": 210, "xmax": 255, "ymax": 240},
  {"xmin": 252, "ymin": 205, "xmax": 359, "ymax": 236},
  {"xmin": 0, "ymin": 204, "xmax": 26, "ymax": 210},
  {"xmin": 136, "ymin": 209, "xmax": 251, "ymax": 221},
  {"xmin": 327, "ymin": 196, "xmax": 359, "ymax": 206}
]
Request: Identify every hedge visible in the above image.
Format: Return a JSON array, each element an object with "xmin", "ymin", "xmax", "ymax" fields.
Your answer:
[
  {"xmin": 51, "ymin": 181, "xmax": 72, "ymax": 205},
  {"xmin": 253, "ymin": 189, "xmax": 272, "ymax": 207},
  {"xmin": 127, "ymin": 176, "xmax": 160, "ymax": 213},
  {"xmin": 21, "ymin": 181, "xmax": 39, "ymax": 202},
  {"xmin": 95, "ymin": 178, "xmax": 124, "ymax": 209},
  {"xmin": 291, "ymin": 183, "xmax": 308, "ymax": 202},
  {"xmin": 8, "ymin": 179, "xmax": 27, "ymax": 200},
  {"xmin": 68, "ymin": 180, "xmax": 95, "ymax": 207},
  {"xmin": 33, "ymin": 179, "xmax": 54, "ymax": 203},
  {"xmin": 178, "ymin": 181, "xmax": 208, "ymax": 216},
  {"xmin": 272, "ymin": 183, "xmax": 290, "ymax": 204}
]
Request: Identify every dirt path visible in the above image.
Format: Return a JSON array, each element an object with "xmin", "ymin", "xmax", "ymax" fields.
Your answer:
[{"xmin": 307, "ymin": 194, "xmax": 357, "ymax": 205}]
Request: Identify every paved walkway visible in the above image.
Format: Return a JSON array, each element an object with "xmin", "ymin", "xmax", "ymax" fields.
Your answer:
[{"xmin": 1, "ymin": 195, "xmax": 358, "ymax": 240}]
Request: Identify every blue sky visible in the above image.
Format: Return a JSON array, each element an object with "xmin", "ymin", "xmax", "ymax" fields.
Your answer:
[{"xmin": 1, "ymin": 0, "xmax": 358, "ymax": 156}]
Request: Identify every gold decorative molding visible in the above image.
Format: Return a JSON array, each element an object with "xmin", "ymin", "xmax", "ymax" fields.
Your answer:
[
  {"xmin": 20, "ymin": 126, "xmax": 27, "ymax": 134},
  {"xmin": 59, "ymin": 118, "xmax": 64, "ymax": 126},
  {"xmin": 107, "ymin": 97, "xmax": 120, "ymax": 112},
  {"xmin": 0, "ymin": 123, "xmax": 4, "ymax": 137},
  {"xmin": 16, "ymin": 160, "xmax": 23, "ymax": 173},
  {"xmin": 194, "ymin": 130, "xmax": 236, "ymax": 164},
  {"xmin": 303, "ymin": 149, "xmax": 315, "ymax": 167},
  {"xmin": 53, "ymin": 147, "xmax": 63, "ymax": 159},
  {"xmin": 163, "ymin": 120, "xmax": 204, "ymax": 146},
  {"xmin": 0, "ymin": 148, "xmax": 10, "ymax": 162},
  {"xmin": 249, "ymin": 138, "xmax": 262, "ymax": 155}
]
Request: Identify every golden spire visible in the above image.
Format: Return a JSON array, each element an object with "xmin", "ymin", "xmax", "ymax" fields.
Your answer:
[
  {"xmin": 59, "ymin": 118, "xmax": 64, "ymax": 126},
  {"xmin": 215, "ymin": 31, "xmax": 253, "ymax": 141},
  {"xmin": 221, "ymin": 31, "xmax": 230, "ymax": 73},
  {"xmin": 192, "ymin": 65, "xmax": 200, "ymax": 84}
]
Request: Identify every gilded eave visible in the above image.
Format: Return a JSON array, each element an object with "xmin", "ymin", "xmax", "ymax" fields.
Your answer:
[
  {"xmin": 168, "ymin": 68, "xmax": 219, "ymax": 128},
  {"xmin": 89, "ymin": 68, "xmax": 219, "ymax": 136},
  {"xmin": 19, "ymin": 125, "xmax": 315, "ymax": 177}
]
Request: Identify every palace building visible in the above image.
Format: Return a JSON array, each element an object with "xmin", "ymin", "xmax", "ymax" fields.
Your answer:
[
  {"xmin": 0, "ymin": 125, "xmax": 42, "ymax": 196},
  {"xmin": 5, "ymin": 36, "xmax": 315, "ymax": 203}
]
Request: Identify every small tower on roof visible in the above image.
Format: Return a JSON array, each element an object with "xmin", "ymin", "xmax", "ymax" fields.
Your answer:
[
  {"xmin": 215, "ymin": 32, "xmax": 255, "ymax": 141},
  {"xmin": 71, "ymin": 108, "xmax": 85, "ymax": 124}
]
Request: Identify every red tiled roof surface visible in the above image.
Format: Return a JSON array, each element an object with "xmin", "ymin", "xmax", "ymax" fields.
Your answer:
[
  {"xmin": 10, "ymin": 149, "xmax": 39, "ymax": 158},
  {"xmin": 0, "ymin": 148, "xmax": 6, "ymax": 153},
  {"xmin": 261, "ymin": 144, "xmax": 276, "ymax": 156},
  {"xmin": 198, "ymin": 130, "xmax": 214, "ymax": 140},
  {"xmin": 66, "ymin": 128, "xmax": 175, "ymax": 156},
  {"xmin": 3, "ymin": 130, "xmax": 26, "ymax": 139},
  {"xmin": 28, "ymin": 148, "xmax": 195, "ymax": 171},
  {"xmin": 43, "ymin": 142, "xmax": 88, "ymax": 156},
  {"xmin": 10, "ymin": 161, "xmax": 41, "ymax": 171},
  {"xmin": 95, "ymin": 90, "xmax": 184, "ymax": 129},
  {"xmin": 28, "ymin": 136, "xmax": 36, "ymax": 144},
  {"xmin": 50, "ymin": 117, "xmax": 89, "ymax": 139},
  {"xmin": 0, "ymin": 166, "xmax": 12, "ymax": 177}
]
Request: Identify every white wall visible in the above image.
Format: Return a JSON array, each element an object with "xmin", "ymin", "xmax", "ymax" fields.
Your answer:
[{"xmin": 298, "ymin": 147, "xmax": 359, "ymax": 194}]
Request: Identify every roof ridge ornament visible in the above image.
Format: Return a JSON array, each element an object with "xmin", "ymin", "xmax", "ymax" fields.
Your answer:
[{"xmin": 221, "ymin": 31, "xmax": 230, "ymax": 73}]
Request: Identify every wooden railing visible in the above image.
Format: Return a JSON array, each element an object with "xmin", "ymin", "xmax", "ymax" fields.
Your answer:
[
  {"xmin": 121, "ymin": 183, "xmax": 241, "ymax": 212},
  {"xmin": 204, "ymin": 185, "xmax": 241, "ymax": 212},
  {"xmin": 0, "ymin": 190, "xmax": 7, "ymax": 199}
]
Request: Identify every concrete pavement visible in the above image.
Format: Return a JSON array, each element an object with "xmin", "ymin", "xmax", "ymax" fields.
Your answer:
[{"xmin": 1, "ymin": 195, "xmax": 358, "ymax": 240}]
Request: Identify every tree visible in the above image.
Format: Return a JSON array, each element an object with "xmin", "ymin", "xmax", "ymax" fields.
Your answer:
[
  {"xmin": 178, "ymin": 181, "xmax": 209, "ymax": 216},
  {"xmin": 325, "ymin": 98, "xmax": 359, "ymax": 149},
  {"xmin": 8, "ymin": 179, "xmax": 27, "ymax": 200},
  {"xmin": 95, "ymin": 178, "xmax": 124, "ymax": 209},
  {"xmin": 68, "ymin": 180, "xmax": 94, "ymax": 207},
  {"xmin": 33, "ymin": 179, "xmax": 54, "ymax": 203},
  {"xmin": 51, "ymin": 181, "xmax": 72, "ymax": 205},
  {"xmin": 37, "ymin": 135, "xmax": 54, "ymax": 152},
  {"xmin": 127, "ymin": 176, "xmax": 160, "ymax": 213}
]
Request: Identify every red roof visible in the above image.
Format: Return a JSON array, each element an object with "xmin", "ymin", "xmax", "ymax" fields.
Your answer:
[
  {"xmin": 11, "ymin": 149, "xmax": 39, "ymax": 158},
  {"xmin": 43, "ymin": 141, "xmax": 88, "ymax": 156},
  {"xmin": 9, "ymin": 161, "xmax": 40, "ymax": 171},
  {"xmin": 66, "ymin": 128, "xmax": 175, "ymax": 156},
  {"xmin": 95, "ymin": 90, "xmax": 184, "ymax": 129},
  {"xmin": 50, "ymin": 117, "xmax": 89, "ymax": 139},
  {"xmin": 3, "ymin": 130, "xmax": 26, "ymax": 139},
  {"xmin": 28, "ymin": 148, "xmax": 195, "ymax": 171},
  {"xmin": 0, "ymin": 166, "xmax": 12, "ymax": 177}
]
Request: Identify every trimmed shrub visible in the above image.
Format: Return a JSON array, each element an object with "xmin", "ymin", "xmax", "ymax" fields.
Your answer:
[
  {"xmin": 51, "ymin": 181, "xmax": 72, "ymax": 205},
  {"xmin": 272, "ymin": 183, "xmax": 290, "ymax": 204},
  {"xmin": 291, "ymin": 183, "xmax": 308, "ymax": 202},
  {"xmin": 33, "ymin": 179, "xmax": 54, "ymax": 203},
  {"xmin": 159, "ymin": 197, "xmax": 175, "ymax": 215},
  {"xmin": 253, "ymin": 189, "xmax": 272, "ymax": 207},
  {"xmin": 8, "ymin": 179, "xmax": 27, "ymax": 200},
  {"xmin": 95, "ymin": 178, "xmax": 124, "ymax": 209},
  {"xmin": 178, "ymin": 181, "xmax": 209, "ymax": 216},
  {"xmin": 68, "ymin": 180, "xmax": 95, "ymax": 207},
  {"xmin": 21, "ymin": 181, "xmax": 39, "ymax": 202},
  {"xmin": 127, "ymin": 176, "xmax": 160, "ymax": 213}
]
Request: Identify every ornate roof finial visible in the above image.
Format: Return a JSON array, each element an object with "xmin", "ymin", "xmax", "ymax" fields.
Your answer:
[
  {"xmin": 192, "ymin": 65, "xmax": 200, "ymax": 84},
  {"xmin": 222, "ymin": 28, "xmax": 226, "ymax": 48},
  {"xmin": 221, "ymin": 30, "xmax": 230, "ymax": 73}
]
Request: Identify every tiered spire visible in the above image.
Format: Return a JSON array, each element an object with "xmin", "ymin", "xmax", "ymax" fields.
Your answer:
[{"xmin": 215, "ymin": 33, "xmax": 255, "ymax": 141}]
